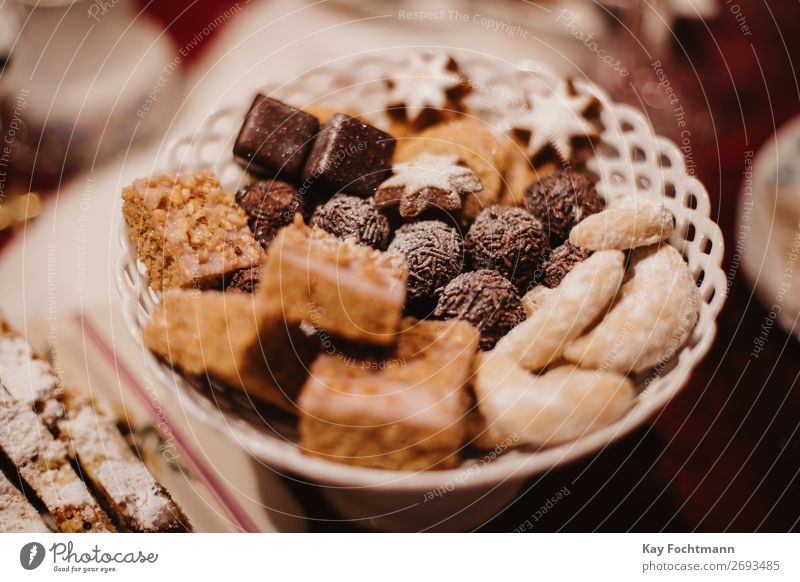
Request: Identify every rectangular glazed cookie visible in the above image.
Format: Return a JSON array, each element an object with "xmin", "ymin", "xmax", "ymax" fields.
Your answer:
[
  {"xmin": 0, "ymin": 470, "xmax": 49, "ymax": 533},
  {"xmin": 0, "ymin": 391, "xmax": 115, "ymax": 532},
  {"xmin": 57, "ymin": 395, "xmax": 190, "ymax": 532},
  {"xmin": 298, "ymin": 319, "xmax": 479, "ymax": 471},
  {"xmin": 259, "ymin": 218, "xmax": 407, "ymax": 345},
  {"xmin": 122, "ymin": 172, "xmax": 264, "ymax": 291},
  {"xmin": 143, "ymin": 288, "xmax": 317, "ymax": 411}
]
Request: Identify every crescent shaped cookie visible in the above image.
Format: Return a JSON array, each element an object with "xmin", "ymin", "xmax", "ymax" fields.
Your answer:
[
  {"xmin": 521, "ymin": 285, "xmax": 555, "ymax": 317},
  {"xmin": 494, "ymin": 250, "xmax": 625, "ymax": 371},
  {"xmin": 569, "ymin": 198, "xmax": 675, "ymax": 251},
  {"xmin": 564, "ymin": 244, "xmax": 700, "ymax": 373},
  {"xmin": 474, "ymin": 351, "xmax": 635, "ymax": 446}
]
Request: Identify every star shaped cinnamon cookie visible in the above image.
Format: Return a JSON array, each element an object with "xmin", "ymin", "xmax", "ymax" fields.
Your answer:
[{"xmin": 375, "ymin": 153, "xmax": 483, "ymax": 218}]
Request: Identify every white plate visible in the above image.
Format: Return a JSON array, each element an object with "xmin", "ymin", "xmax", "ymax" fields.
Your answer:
[{"xmin": 116, "ymin": 49, "xmax": 726, "ymax": 530}]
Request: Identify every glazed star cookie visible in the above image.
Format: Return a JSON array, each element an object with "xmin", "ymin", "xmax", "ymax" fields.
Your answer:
[
  {"xmin": 507, "ymin": 79, "xmax": 598, "ymax": 162},
  {"xmin": 384, "ymin": 52, "xmax": 469, "ymax": 130},
  {"xmin": 394, "ymin": 119, "xmax": 506, "ymax": 219},
  {"xmin": 474, "ymin": 350, "xmax": 635, "ymax": 446},
  {"xmin": 494, "ymin": 250, "xmax": 625, "ymax": 371},
  {"xmin": 564, "ymin": 244, "xmax": 700, "ymax": 373},
  {"xmin": 375, "ymin": 153, "xmax": 483, "ymax": 217},
  {"xmin": 569, "ymin": 198, "xmax": 675, "ymax": 250}
]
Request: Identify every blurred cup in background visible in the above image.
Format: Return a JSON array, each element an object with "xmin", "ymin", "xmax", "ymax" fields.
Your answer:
[{"xmin": 0, "ymin": 0, "xmax": 184, "ymax": 191}]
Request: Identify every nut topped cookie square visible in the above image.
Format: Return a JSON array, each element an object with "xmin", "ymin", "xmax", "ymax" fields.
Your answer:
[{"xmin": 122, "ymin": 172, "xmax": 264, "ymax": 291}]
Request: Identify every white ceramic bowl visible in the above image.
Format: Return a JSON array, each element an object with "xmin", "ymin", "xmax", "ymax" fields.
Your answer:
[{"xmin": 117, "ymin": 49, "xmax": 726, "ymax": 531}]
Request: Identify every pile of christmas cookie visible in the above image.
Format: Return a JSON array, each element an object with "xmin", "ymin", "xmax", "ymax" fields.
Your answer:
[
  {"xmin": 124, "ymin": 53, "xmax": 699, "ymax": 471},
  {"xmin": 0, "ymin": 317, "xmax": 189, "ymax": 532}
]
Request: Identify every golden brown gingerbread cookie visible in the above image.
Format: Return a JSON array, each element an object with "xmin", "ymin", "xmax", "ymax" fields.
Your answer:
[{"xmin": 498, "ymin": 136, "xmax": 561, "ymax": 208}]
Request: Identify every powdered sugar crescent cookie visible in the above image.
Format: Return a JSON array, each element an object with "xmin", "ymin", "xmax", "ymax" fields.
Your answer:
[
  {"xmin": 474, "ymin": 351, "xmax": 635, "ymax": 446},
  {"xmin": 564, "ymin": 244, "xmax": 700, "ymax": 373},
  {"xmin": 521, "ymin": 285, "xmax": 555, "ymax": 317},
  {"xmin": 495, "ymin": 250, "xmax": 625, "ymax": 371},
  {"xmin": 569, "ymin": 198, "xmax": 675, "ymax": 251},
  {"xmin": 394, "ymin": 119, "xmax": 504, "ymax": 218}
]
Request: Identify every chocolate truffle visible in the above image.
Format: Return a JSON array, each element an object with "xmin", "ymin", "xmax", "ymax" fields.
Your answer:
[
  {"xmin": 541, "ymin": 242, "xmax": 590, "ymax": 288},
  {"xmin": 310, "ymin": 194, "xmax": 391, "ymax": 249},
  {"xmin": 233, "ymin": 95, "xmax": 320, "ymax": 180},
  {"xmin": 434, "ymin": 270, "xmax": 525, "ymax": 350},
  {"xmin": 225, "ymin": 267, "xmax": 261, "ymax": 293},
  {"xmin": 524, "ymin": 170, "xmax": 605, "ymax": 244},
  {"xmin": 236, "ymin": 180, "xmax": 301, "ymax": 248},
  {"xmin": 465, "ymin": 205, "xmax": 549, "ymax": 292},
  {"xmin": 388, "ymin": 220, "xmax": 464, "ymax": 309},
  {"xmin": 301, "ymin": 113, "xmax": 395, "ymax": 198}
]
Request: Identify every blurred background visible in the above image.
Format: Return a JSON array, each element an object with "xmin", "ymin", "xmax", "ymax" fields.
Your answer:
[{"xmin": 0, "ymin": 0, "xmax": 798, "ymax": 531}]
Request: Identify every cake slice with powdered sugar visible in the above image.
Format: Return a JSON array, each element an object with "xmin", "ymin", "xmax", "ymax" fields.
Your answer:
[
  {"xmin": 58, "ymin": 394, "xmax": 190, "ymax": 532},
  {"xmin": 0, "ymin": 319, "xmax": 65, "ymax": 430},
  {"xmin": 0, "ymin": 316, "xmax": 190, "ymax": 532},
  {"xmin": 0, "ymin": 470, "xmax": 49, "ymax": 532},
  {"xmin": 0, "ymin": 389, "xmax": 115, "ymax": 532}
]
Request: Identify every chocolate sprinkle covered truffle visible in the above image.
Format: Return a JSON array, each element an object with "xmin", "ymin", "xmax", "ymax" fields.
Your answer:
[
  {"xmin": 310, "ymin": 194, "xmax": 391, "ymax": 249},
  {"xmin": 236, "ymin": 180, "xmax": 301, "ymax": 248},
  {"xmin": 225, "ymin": 267, "xmax": 261, "ymax": 293},
  {"xmin": 388, "ymin": 220, "xmax": 464, "ymax": 309},
  {"xmin": 434, "ymin": 269, "xmax": 525, "ymax": 350},
  {"xmin": 541, "ymin": 242, "xmax": 590, "ymax": 288},
  {"xmin": 465, "ymin": 205, "xmax": 548, "ymax": 292},
  {"xmin": 524, "ymin": 170, "xmax": 605, "ymax": 244}
]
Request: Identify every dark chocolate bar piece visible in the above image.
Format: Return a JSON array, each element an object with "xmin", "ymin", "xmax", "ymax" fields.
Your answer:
[
  {"xmin": 233, "ymin": 95, "xmax": 320, "ymax": 180},
  {"xmin": 300, "ymin": 113, "xmax": 395, "ymax": 198}
]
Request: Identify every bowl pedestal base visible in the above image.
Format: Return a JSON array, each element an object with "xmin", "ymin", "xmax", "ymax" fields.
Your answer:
[{"xmin": 320, "ymin": 481, "xmax": 523, "ymax": 532}]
